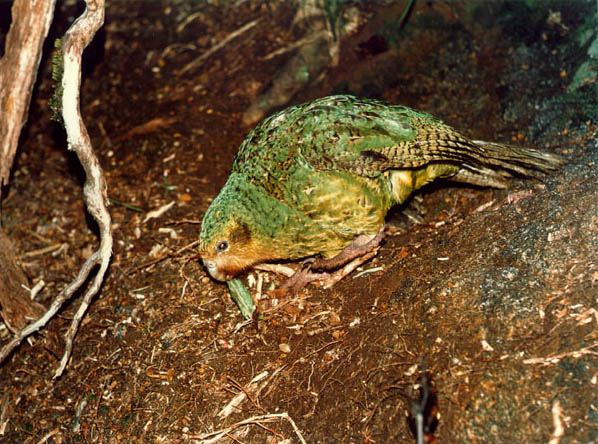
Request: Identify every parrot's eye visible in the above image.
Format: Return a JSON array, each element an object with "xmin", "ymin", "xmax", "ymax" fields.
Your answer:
[{"xmin": 216, "ymin": 241, "xmax": 229, "ymax": 253}]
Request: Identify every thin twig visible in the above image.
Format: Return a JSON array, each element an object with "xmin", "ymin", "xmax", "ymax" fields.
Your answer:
[
  {"xmin": 523, "ymin": 340, "xmax": 598, "ymax": 366},
  {"xmin": 177, "ymin": 19, "xmax": 260, "ymax": 75},
  {"xmin": 261, "ymin": 30, "xmax": 326, "ymax": 60},
  {"xmin": 548, "ymin": 401, "xmax": 564, "ymax": 444},
  {"xmin": 35, "ymin": 427, "xmax": 60, "ymax": 444},
  {"xmin": 23, "ymin": 243, "xmax": 64, "ymax": 258},
  {"xmin": 188, "ymin": 412, "xmax": 306, "ymax": 444},
  {"xmin": 254, "ymin": 263, "xmax": 296, "ymax": 277},
  {"xmin": 218, "ymin": 372, "xmax": 269, "ymax": 419},
  {"xmin": 0, "ymin": 392, "xmax": 9, "ymax": 435},
  {"xmin": 129, "ymin": 240, "xmax": 200, "ymax": 274},
  {"xmin": 72, "ymin": 397, "xmax": 87, "ymax": 433}
]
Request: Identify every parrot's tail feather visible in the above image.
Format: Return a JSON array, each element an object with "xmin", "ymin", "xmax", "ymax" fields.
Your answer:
[
  {"xmin": 407, "ymin": 137, "xmax": 565, "ymax": 188},
  {"xmin": 470, "ymin": 140, "xmax": 565, "ymax": 178}
]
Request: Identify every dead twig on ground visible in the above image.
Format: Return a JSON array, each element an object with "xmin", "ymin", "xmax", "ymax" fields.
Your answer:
[
  {"xmin": 261, "ymin": 30, "xmax": 327, "ymax": 60},
  {"xmin": 35, "ymin": 427, "xmax": 60, "ymax": 444},
  {"xmin": 548, "ymin": 401, "xmax": 564, "ymax": 444},
  {"xmin": 523, "ymin": 340, "xmax": 598, "ymax": 365},
  {"xmin": 129, "ymin": 239, "xmax": 200, "ymax": 274},
  {"xmin": 0, "ymin": 392, "xmax": 9, "ymax": 435},
  {"xmin": 115, "ymin": 117, "xmax": 177, "ymax": 142},
  {"xmin": 188, "ymin": 412, "xmax": 306, "ymax": 444},
  {"xmin": 177, "ymin": 19, "xmax": 260, "ymax": 76},
  {"xmin": 218, "ymin": 372, "xmax": 269, "ymax": 419},
  {"xmin": 23, "ymin": 243, "xmax": 65, "ymax": 258}
]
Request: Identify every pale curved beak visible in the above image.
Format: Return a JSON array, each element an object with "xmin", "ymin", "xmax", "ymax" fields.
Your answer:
[{"xmin": 202, "ymin": 259, "xmax": 228, "ymax": 281}]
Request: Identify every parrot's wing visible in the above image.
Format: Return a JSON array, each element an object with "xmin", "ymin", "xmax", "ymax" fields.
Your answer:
[
  {"xmin": 295, "ymin": 96, "xmax": 562, "ymax": 179},
  {"xmin": 296, "ymin": 98, "xmax": 483, "ymax": 177}
]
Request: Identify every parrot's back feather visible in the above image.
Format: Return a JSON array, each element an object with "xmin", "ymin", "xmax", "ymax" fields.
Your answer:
[
  {"xmin": 232, "ymin": 95, "xmax": 563, "ymax": 190},
  {"xmin": 311, "ymin": 116, "xmax": 564, "ymax": 187}
]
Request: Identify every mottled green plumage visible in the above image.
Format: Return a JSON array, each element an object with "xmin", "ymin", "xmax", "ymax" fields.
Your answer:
[
  {"xmin": 50, "ymin": 38, "xmax": 64, "ymax": 123},
  {"xmin": 199, "ymin": 95, "xmax": 563, "ymax": 281}
]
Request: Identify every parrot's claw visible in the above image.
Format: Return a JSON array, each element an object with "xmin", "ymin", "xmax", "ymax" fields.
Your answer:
[
  {"xmin": 277, "ymin": 267, "xmax": 323, "ymax": 293},
  {"xmin": 319, "ymin": 248, "xmax": 380, "ymax": 289},
  {"xmin": 270, "ymin": 225, "xmax": 387, "ymax": 295},
  {"xmin": 311, "ymin": 225, "xmax": 387, "ymax": 271}
]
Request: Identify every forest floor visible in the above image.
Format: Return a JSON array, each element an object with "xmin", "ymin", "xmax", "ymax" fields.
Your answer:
[{"xmin": 1, "ymin": 1, "xmax": 597, "ymax": 443}]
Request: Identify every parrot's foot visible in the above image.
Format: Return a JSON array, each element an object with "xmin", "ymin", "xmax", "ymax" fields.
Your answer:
[
  {"xmin": 318, "ymin": 246, "xmax": 381, "ymax": 289},
  {"xmin": 276, "ymin": 267, "xmax": 322, "ymax": 293},
  {"xmin": 311, "ymin": 225, "xmax": 387, "ymax": 271},
  {"xmin": 272, "ymin": 225, "xmax": 387, "ymax": 295}
]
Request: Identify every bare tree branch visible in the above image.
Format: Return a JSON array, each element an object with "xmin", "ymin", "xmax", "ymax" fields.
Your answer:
[{"xmin": 53, "ymin": 0, "xmax": 111, "ymax": 378}]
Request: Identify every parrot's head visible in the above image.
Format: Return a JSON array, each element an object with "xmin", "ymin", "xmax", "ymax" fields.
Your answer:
[
  {"xmin": 199, "ymin": 215, "xmax": 270, "ymax": 281},
  {"xmin": 199, "ymin": 177, "xmax": 283, "ymax": 281}
]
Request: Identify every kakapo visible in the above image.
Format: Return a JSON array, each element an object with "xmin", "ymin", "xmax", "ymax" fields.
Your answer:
[{"xmin": 199, "ymin": 95, "xmax": 563, "ymax": 289}]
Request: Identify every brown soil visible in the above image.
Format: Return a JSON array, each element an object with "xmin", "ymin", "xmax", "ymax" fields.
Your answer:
[{"xmin": 1, "ymin": 2, "xmax": 597, "ymax": 443}]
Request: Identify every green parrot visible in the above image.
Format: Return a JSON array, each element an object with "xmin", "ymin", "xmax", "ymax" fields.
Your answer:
[{"xmin": 199, "ymin": 95, "xmax": 563, "ymax": 288}]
